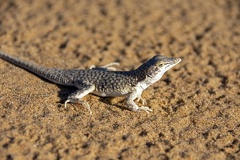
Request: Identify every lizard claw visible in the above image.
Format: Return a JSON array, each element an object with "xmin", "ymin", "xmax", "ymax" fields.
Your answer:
[
  {"xmin": 80, "ymin": 101, "xmax": 92, "ymax": 115},
  {"xmin": 138, "ymin": 106, "xmax": 153, "ymax": 113},
  {"xmin": 64, "ymin": 100, "xmax": 70, "ymax": 109},
  {"xmin": 136, "ymin": 96, "xmax": 147, "ymax": 105}
]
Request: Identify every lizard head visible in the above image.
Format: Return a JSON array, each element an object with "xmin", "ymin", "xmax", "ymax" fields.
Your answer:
[
  {"xmin": 146, "ymin": 55, "xmax": 181, "ymax": 78},
  {"xmin": 136, "ymin": 55, "xmax": 181, "ymax": 87}
]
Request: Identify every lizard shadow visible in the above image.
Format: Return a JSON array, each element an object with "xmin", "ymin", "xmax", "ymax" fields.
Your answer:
[
  {"xmin": 98, "ymin": 97, "xmax": 128, "ymax": 111},
  {"xmin": 56, "ymin": 85, "xmax": 76, "ymax": 104}
]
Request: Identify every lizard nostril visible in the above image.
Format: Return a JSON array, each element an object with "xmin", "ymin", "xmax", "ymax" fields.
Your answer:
[{"xmin": 175, "ymin": 58, "xmax": 181, "ymax": 63}]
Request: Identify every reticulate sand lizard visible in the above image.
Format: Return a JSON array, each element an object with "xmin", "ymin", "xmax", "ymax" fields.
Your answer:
[{"xmin": 0, "ymin": 51, "xmax": 181, "ymax": 114}]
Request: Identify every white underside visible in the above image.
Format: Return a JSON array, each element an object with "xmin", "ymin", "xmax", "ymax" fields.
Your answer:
[
  {"xmin": 92, "ymin": 90, "xmax": 129, "ymax": 97},
  {"xmin": 139, "ymin": 72, "xmax": 165, "ymax": 89}
]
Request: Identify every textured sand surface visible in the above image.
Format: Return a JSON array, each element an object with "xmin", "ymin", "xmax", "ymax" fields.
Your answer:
[{"xmin": 0, "ymin": 0, "xmax": 239, "ymax": 159}]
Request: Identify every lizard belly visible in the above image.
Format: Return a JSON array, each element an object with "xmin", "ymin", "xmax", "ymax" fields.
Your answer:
[{"xmin": 92, "ymin": 90, "xmax": 129, "ymax": 97}]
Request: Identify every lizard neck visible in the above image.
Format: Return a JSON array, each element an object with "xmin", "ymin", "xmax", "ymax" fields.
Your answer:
[
  {"xmin": 131, "ymin": 60, "xmax": 165, "ymax": 90},
  {"xmin": 130, "ymin": 63, "xmax": 153, "ymax": 89},
  {"xmin": 132, "ymin": 63, "xmax": 149, "ymax": 81}
]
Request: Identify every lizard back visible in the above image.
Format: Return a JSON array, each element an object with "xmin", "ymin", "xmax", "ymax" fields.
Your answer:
[{"xmin": 0, "ymin": 51, "xmax": 139, "ymax": 91}]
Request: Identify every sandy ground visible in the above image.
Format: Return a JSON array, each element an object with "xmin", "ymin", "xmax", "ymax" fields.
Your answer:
[{"xmin": 0, "ymin": 0, "xmax": 239, "ymax": 159}]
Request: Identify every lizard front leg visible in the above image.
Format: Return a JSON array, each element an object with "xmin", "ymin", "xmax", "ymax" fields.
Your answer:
[
  {"xmin": 126, "ymin": 90, "xmax": 152, "ymax": 113},
  {"xmin": 65, "ymin": 85, "xmax": 95, "ymax": 114}
]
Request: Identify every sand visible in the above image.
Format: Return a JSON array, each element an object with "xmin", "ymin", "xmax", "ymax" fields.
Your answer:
[{"xmin": 0, "ymin": 0, "xmax": 239, "ymax": 159}]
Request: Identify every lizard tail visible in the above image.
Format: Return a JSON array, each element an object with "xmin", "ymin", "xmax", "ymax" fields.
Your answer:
[{"xmin": 0, "ymin": 50, "xmax": 75, "ymax": 86}]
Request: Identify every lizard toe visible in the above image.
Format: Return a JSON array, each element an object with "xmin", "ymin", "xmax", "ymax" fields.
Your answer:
[{"xmin": 138, "ymin": 106, "xmax": 153, "ymax": 113}]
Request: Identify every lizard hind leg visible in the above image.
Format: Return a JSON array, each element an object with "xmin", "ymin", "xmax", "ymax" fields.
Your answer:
[
  {"xmin": 64, "ymin": 85, "xmax": 95, "ymax": 114},
  {"xmin": 90, "ymin": 62, "xmax": 120, "ymax": 71}
]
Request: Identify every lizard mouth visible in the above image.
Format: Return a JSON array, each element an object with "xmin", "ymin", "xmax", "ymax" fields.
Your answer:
[{"xmin": 165, "ymin": 58, "xmax": 181, "ymax": 70}]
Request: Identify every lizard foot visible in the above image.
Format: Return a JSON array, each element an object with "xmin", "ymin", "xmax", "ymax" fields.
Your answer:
[
  {"xmin": 138, "ymin": 106, "xmax": 153, "ymax": 113},
  {"xmin": 136, "ymin": 96, "xmax": 147, "ymax": 105},
  {"xmin": 64, "ymin": 99, "xmax": 92, "ymax": 114}
]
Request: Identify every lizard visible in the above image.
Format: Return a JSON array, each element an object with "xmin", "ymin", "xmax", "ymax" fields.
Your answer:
[{"xmin": 0, "ymin": 50, "xmax": 181, "ymax": 114}]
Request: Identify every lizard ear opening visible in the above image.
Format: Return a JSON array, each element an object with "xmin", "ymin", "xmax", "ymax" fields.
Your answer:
[
  {"xmin": 146, "ymin": 65, "xmax": 159, "ymax": 78},
  {"xmin": 158, "ymin": 62, "xmax": 164, "ymax": 67}
]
